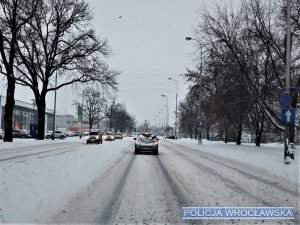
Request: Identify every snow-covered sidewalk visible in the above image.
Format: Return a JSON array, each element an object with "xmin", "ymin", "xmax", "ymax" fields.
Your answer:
[
  {"xmin": 0, "ymin": 136, "xmax": 81, "ymax": 150},
  {"xmin": 166, "ymin": 138, "xmax": 300, "ymax": 183}
]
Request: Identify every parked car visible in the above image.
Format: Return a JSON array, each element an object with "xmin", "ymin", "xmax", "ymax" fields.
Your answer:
[
  {"xmin": 66, "ymin": 131, "xmax": 75, "ymax": 137},
  {"xmin": 13, "ymin": 129, "xmax": 31, "ymax": 138},
  {"xmin": 103, "ymin": 131, "xmax": 115, "ymax": 141},
  {"xmin": 21, "ymin": 129, "xmax": 30, "ymax": 135},
  {"xmin": 0, "ymin": 129, "xmax": 4, "ymax": 139},
  {"xmin": 56, "ymin": 128, "xmax": 67, "ymax": 133},
  {"xmin": 86, "ymin": 131, "xmax": 102, "ymax": 144},
  {"xmin": 114, "ymin": 133, "xmax": 123, "ymax": 139},
  {"xmin": 51, "ymin": 130, "xmax": 67, "ymax": 139},
  {"xmin": 73, "ymin": 131, "xmax": 80, "ymax": 136},
  {"xmin": 45, "ymin": 131, "xmax": 53, "ymax": 139},
  {"xmin": 134, "ymin": 133, "xmax": 159, "ymax": 155}
]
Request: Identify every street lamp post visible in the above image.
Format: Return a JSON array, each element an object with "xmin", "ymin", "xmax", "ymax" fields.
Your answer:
[
  {"xmin": 158, "ymin": 109, "xmax": 163, "ymax": 135},
  {"xmin": 168, "ymin": 78, "xmax": 178, "ymax": 139},
  {"xmin": 185, "ymin": 36, "xmax": 203, "ymax": 144},
  {"xmin": 51, "ymin": 72, "xmax": 57, "ymax": 140},
  {"xmin": 161, "ymin": 94, "xmax": 169, "ymax": 137},
  {"xmin": 163, "ymin": 105, "xmax": 167, "ymax": 137},
  {"xmin": 284, "ymin": 0, "xmax": 294, "ymax": 161}
]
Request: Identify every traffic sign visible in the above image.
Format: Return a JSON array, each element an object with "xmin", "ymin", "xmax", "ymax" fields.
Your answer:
[
  {"xmin": 289, "ymin": 87, "xmax": 300, "ymax": 93},
  {"xmin": 281, "ymin": 108, "xmax": 296, "ymax": 125},
  {"xmin": 279, "ymin": 93, "xmax": 292, "ymax": 108},
  {"xmin": 281, "ymin": 87, "xmax": 300, "ymax": 93}
]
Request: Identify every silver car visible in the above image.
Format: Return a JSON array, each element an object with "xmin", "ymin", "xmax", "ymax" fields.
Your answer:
[{"xmin": 134, "ymin": 133, "xmax": 159, "ymax": 155}]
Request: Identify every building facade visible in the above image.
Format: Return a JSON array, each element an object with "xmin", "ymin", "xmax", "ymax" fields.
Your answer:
[{"xmin": 0, "ymin": 95, "xmax": 54, "ymax": 132}]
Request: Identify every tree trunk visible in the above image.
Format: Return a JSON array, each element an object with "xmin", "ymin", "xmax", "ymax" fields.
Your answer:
[
  {"xmin": 206, "ymin": 127, "xmax": 210, "ymax": 140},
  {"xmin": 189, "ymin": 128, "xmax": 193, "ymax": 139},
  {"xmin": 255, "ymin": 123, "xmax": 264, "ymax": 147},
  {"xmin": 224, "ymin": 126, "xmax": 228, "ymax": 143},
  {"xmin": 3, "ymin": 77, "xmax": 15, "ymax": 142},
  {"xmin": 255, "ymin": 134, "xmax": 261, "ymax": 147},
  {"xmin": 36, "ymin": 97, "xmax": 46, "ymax": 140},
  {"xmin": 236, "ymin": 124, "xmax": 242, "ymax": 145},
  {"xmin": 255, "ymin": 122, "xmax": 260, "ymax": 146},
  {"xmin": 109, "ymin": 121, "xmax": 112, "ymax": 131}
]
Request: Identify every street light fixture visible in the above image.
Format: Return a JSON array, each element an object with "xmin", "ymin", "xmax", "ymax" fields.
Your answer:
[
  {"xmin": 168, "ymin": 77, "xmax": 178, "ymax": 139},
  {"xmin": 161, "ymin": 94, "xmax": 169, "ymax": 137},
  {"xmin": 185, "ymin": 36, "xmax": 203, "ymax": 144}
]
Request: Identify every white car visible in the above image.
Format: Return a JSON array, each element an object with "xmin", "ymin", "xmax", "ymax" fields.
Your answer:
[
  {"xmin": 45, "ymin": 130, "xmax": 67, "ymax": 139},
  {"xmin": 0, "ymin": 129, "xmax": 4, "ymax": 139},
  {"xmin": 45, "ymin": 131, "xmax": 53, "ymax": 139},
  {"xmin": 52, "ymin": 130, "xmax": 67, "ymax": 139},
  {"xmin": 66, "ymin": 131, "xmax": 74, "ymax": 137},
  {"xmin": 103, "ymin": 131, "xmax": 115, "ymax": 141}
]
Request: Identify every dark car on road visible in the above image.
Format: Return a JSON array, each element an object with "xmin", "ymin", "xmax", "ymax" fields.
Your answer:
[
  {"xmin": 134, "ymin": 133, "xmax": 159, "ymax": 155},
  {"xmin": 87, "ymin": 131, "xmax": 103, "ymax": 144},
  {"xmin": 13, "ymin": 129, "xmax": 31, "ymax": 138}
]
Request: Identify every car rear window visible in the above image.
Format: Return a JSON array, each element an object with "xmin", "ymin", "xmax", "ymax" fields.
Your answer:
[{"xmin": 90, "ymin": 132, "xmax": 98, "ymax": 135}]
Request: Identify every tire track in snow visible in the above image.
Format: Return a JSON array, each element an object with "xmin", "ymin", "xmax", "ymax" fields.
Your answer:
[
  {"xmin": 165, "ymin": 141, "xmax": 298, "ymax": 197},
  {"xmin": 0, "ymin": 141, "xmax": 85, "ymax": 161},
  {"xmin": 155, "ymin": 154, "xmax": 204, "ymax": 225},
  {"xmin": 96, "ymin": 153, "xmax": 136, "ymax": 224},
  {"xmin": 161, "ymin": 142, "xmax": 275, "ymax": 207}
]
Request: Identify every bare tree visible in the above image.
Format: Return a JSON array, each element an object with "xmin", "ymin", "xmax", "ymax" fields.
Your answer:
[
  {"xmin": 114, "ymin": 104, "xmax": 133, "ymax": 133},
  {"xmin": 177, "ymin": 91, "xmax": 197, "ymax": 139},
  {"xmin": 141, "ymin": 120, "xmax": 150, "ymax": 133},
  {"xmin": 190, "ymin": 0, "xmax": 299, "ymax": 146},
  {"xmin": 13, "ymin": 0, "xmax": 118, "ymax": 139},
  {"xmin": 75, "ymin": 87, "xmax": 107, "ymax": 130},
  {"xmin": 0, "ymin": 0, "xmax": 40, "ymax": 142},
  {"xmin": 105, "ymin": 97, "xmax": 118, "ymax": 132},
  {"xmin": 104, "ymin": 99, "xmax": 135, "ymax": 133}
]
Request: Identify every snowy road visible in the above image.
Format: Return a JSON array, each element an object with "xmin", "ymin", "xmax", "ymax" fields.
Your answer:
[
  {"xmin": 52, "ymin": 140, "xmax": 298, "ymax": 225},
  {"xmin": 0, "ymin": 138, "xmax": 299, "ymax": 224}
]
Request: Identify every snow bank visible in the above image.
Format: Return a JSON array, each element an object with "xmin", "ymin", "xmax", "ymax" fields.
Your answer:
[{"xmin": 167, "ymin": 138, "xmax": 300, "ymax": 182}]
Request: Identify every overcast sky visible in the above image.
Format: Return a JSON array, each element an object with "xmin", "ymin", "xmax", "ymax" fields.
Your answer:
[{"xmin": 1, "ymin": 0, "xmax": 240, "ymax": 126}]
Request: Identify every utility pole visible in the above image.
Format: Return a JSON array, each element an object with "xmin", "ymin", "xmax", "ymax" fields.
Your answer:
[
  {"xmin": 198, "ymin": 45, "xmax": 203, "ymax": 145},
  {"xmin": 185, "ymin": 37, "xmax": 203, "ymax": 145},
  {"xmin": 283, "ymin": 0, "xmax": 294, "ymax": 161},
  {"xmin": 80, "ymin": 91, "xmax": 83, "ymax": 138},
  {"xmin": 51, "ymin": 73, "xmax": 57, "ymax": 140},
  {"xmin": 161, "ymin": 94, "xmax": 169, "ymax": 137},
  {"xmin": 168, "ymin": 78, "xmax": 178, "ymax": 139}
]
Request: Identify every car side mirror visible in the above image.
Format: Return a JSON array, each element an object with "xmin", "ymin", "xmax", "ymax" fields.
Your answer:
[{"xmin": 133, "ymin": 137, "xmax": 136, "ymax": 140}]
